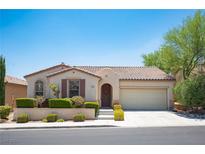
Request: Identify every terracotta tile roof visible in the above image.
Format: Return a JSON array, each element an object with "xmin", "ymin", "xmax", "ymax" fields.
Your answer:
[
  {"xmin": 47, "ymin": 67, "xmax": 101, "ymax": 78},
  {"xmin": 24, "ymin": 63, "xmax": 70, "ymax": 78},
  {"xmin": 77, "ymin": 66, "xmax": 175, "ymax": 80},
  {"xmin": 5, "ymin": 75, "xmax": 27, "ymax": 85},
  {"xmin": 25, "ymin": 63, "xmax": 175, "ymax": 81}
]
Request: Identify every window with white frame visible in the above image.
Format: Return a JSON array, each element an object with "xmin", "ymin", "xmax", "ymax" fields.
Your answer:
[
  {"xmin": 35, "ymin": 80, "xmax": 43, "ymax": 96},
  {"xmin": 69, "ymin": 80, "xmax": 80, "ymax": 97}
]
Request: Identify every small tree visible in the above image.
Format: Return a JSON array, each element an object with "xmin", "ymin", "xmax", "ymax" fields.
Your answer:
[
  {"xmin": 0, "ymin": 55, "xmax": 6, "ymax": 105},
  {"xmin": 174, "ymin": 75, "xmax": 205, "ymax": 109},
  {"xmin": 49, "ymin": 83, "xmax": 60, "ymax": 98},
  {"xmin": 143, "ymin": 11, "xmax": 205, "ymax": 80},
  {"xmin": 143, "ymin": 45, "xmax": 180, "ymax": 75}
]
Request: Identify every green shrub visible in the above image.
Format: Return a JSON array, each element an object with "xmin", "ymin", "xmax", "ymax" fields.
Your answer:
[
  {"xmin": 113, "ymin": 104, "xmax": 122, "ymax": 110},
  {"xmin": 48, "ymin": 98, "xmax": 72, "ymax": 108},
  {"xmin": 73, "ymin": 113, "xmax": 85, "ymax": 122},
  {"xmin": 84, "ymin": 102, "xmax": 99, "ymax": 116},
  {"xmin": 71, "ymin": 96, "xmax": 85, "ymax": 108},
  {"xmin": 42, "ymin": 118, "xmax": 48, "ymax": 123},
  {"xmin": 57, "ymin": 119, "xmax": 64, "ymax": 122},
  {"xmin": 0, "ymin": 106, "xmax": 11, "ymax": 119},
  {"xmin": 17, "ymin": 113, "xmax": 29, "ymax": 123},
  {"xmin": 46, "ymin": 114, "xmax": 58, "ymax": 122},
  {"xmin": 174, "ymin": 83, "xmax": 183, "ymax": 103},
  {"xmin": 114, "ymin": 109, "xmax": 124, "ymax": 121},
  {"xmin": 16, "ymin": 98, "xmax": 36, "ymax": 108},
  {"xmin": 174, "ymin": 75, "xmax": 205, "ymax": 108}
]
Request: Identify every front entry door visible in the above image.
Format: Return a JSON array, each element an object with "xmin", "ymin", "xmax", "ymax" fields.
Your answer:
[{"xmin": 101, "ymin": 84, "xmax": 112, "ymax": 108}]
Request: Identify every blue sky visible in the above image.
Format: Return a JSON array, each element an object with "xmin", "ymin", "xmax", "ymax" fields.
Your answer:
[{"xmin": 0, "ymin": 9, "xmax": 197, "ymax": 79}]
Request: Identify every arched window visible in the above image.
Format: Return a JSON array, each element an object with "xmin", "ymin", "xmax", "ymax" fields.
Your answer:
[{"xmin": 35, "ymin": 80, "xmax": 43, "ymax": 96}]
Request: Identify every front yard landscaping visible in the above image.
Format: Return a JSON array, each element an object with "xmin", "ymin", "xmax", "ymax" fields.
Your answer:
[
  {"xmin": 0, "ymin": 94, "xmax": 126, "ymax": 124},
  {"xmin": 13, "ymin": 96, "xmax": 99, "ymax": 123},
  {"xmin": 173, "ymin": 75, "xmax": 205, "ymax": 118},
  {"xmin": 0, "ymin": 105, "xmax": 11, "ymax": 122}
]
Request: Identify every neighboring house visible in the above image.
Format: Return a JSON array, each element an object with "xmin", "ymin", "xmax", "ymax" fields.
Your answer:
[
  {"xmin": 4, "ymin": 75, "xmax": 27, "ymax": 108},
  {"xmin": 175, "ymin": 61, "xmax": 205, "ymax": 82},
  {"xmin": 24, "ymin": 63, "xmax": 175, "ymax": 110}
]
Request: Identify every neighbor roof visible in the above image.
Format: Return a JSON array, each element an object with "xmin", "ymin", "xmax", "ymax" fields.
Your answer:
[{"xmin": 5, "ymin": 75, "xmax": 27, "ymax": 86}]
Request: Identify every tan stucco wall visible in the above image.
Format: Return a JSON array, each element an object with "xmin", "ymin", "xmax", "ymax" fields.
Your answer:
[
  {"xmin": 5, "ymin": 83, "xmax": 27, "ymax": 108},
  {"xmin": 175, "ymin": 70, "xmax": 184, "ymax": 83},
  {"xmin": 97, "ymin": 68, "xmax": 119, "ymax": 106},
  {"xmin": 25, "ymin": 66, "xmax": 66, "ymax": 98},
  {"xmin": 119, "ymin": 80, "xmax": 175, "ymax": 109},
  {"xmin": 48, "ymin": 70, "xmax": 100, "ymax": 101},
  {"xmin": 13, "ymin": 108, "xmax": 95, "ymax": 120}
]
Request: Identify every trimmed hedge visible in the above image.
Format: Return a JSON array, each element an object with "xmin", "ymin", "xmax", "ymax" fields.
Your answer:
[
  {"xmin": 73, "ymin": 113, "xmax": 85, "ymax": 122},
  {"xmin": 0, "ymin": 106, "xmax": 11, "ymax": 119},
  {"xmin": 17, "ymin": 113, "xmax": 29, "ymax": 123},
  {"xmin": 114, "ymin": 109, "xmax": 124, "ymax": 121},
  {"xmin": 48, "ymin": 98, "xmax": 72, "ymax": 108},
  {"xmin": 84, "ymin": 102, "xmax": 99, "ymax": 116},
  {"xmin": 46, "ymin": 114, "xmax": 58, "ymax": 122},
  {"xmin": 16, "ymin": 98, "xmax": 36, "ymax": 108}
]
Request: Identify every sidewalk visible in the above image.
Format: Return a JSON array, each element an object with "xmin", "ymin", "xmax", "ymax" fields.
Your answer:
[
  {"xmin": 1, "ymin": 111, "xmax": 205, "ymax": 130},
  {"xmin": 0, "ymin": 120, "xmax": 119, "ymax": 129}
]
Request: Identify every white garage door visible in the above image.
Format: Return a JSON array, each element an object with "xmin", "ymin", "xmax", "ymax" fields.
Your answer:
[{"xmin": 120, "ymin": 88, "xmax": 167, "ymax": 110}]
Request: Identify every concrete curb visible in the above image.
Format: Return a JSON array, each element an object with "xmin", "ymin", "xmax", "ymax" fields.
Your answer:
[
  {"xmin": 0, "ymin": 125, "xmax": 117, "ymax": 130},
  {"xmin": 2, "ymin": 125, "xmax": 205, "ymax": 131}
]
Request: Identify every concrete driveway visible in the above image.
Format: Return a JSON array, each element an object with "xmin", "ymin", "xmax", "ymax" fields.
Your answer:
[{"xmin": 117, "ymin": 111, "xmax": 205, "ymax": 127}]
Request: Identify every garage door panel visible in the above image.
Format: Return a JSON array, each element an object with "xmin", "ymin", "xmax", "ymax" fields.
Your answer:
[{"xmin": 120, "ymin": 88, "xmax": 167, "ymax": 110}]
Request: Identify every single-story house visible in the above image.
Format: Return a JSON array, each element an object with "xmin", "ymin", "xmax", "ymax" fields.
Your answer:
[
  {"xmin": 5, "ymin": 75, "xmax": 27, "ymax": 108},
  {"xmin": 24, "ymin": 63, "xmax": 175, "ymax": 110}
]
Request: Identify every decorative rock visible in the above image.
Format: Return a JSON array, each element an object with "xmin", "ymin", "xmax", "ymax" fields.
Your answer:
[
  {"xmin": 178, "ymin": 111, "xmax": 205, "ymax": 119},
  {"xmin": 189, "ymin": 114, "xmax": 195, "ymax": 118}
]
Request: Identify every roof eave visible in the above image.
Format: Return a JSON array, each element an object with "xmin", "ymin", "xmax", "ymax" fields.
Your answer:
[
  {"xmin": 119, "ymin": 78, "xmax": 176, "ymax": 81},
  {"xmin": 6, "ymin": 82, "xmax": 28, "ymax": 86},
  {"xmin": 47, "ymin": 67, "xmax": 102, "ymax": 79},
  {"xmin": 24, "ymin": 64, "xmax": 70, "ymax": 78}
]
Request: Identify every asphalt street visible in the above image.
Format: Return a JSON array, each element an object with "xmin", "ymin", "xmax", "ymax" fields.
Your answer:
[{"xmin": 1, "ymin": 126, "xmax": 205, "ymax": 145}]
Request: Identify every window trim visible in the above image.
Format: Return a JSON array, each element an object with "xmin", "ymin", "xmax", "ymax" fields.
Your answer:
[
  {"xmin": 68, "ymin": 79, "xmax": 80, "ymax": 97},
  {"xmin": 35, "ymin": 80, "xmax": 44, "ymax": 96}
]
